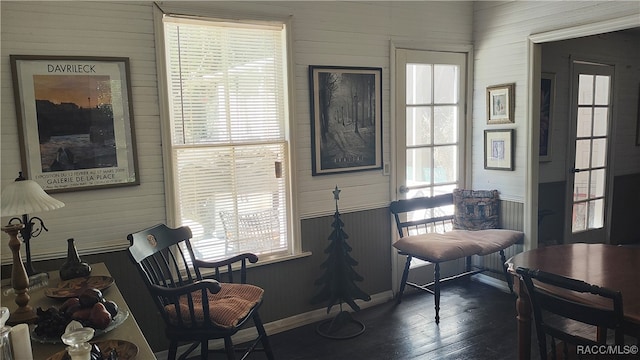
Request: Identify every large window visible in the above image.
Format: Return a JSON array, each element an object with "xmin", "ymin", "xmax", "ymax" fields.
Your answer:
[{"xmin": 161, "ymin": 15, "xmax": 292, "ymax": 261}]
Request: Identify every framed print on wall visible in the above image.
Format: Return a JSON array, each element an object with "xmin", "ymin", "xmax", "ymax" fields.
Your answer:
[
  {"xmin": 636, "ymin": 83, "xmax": 640, "ymax": 146},
  {"xmin": 484, "ymin": 129, "xmax": 514, "ymax": 171},
  {"xmin": 309, "ymin": 65, "xmax": 383, "ymax": 175},
  {"xmin": 539, "ymin": 73, "xmax": 555, "ymax": 161},
  {"xmin": 486, "ymin": 83, "xmax": 515, "ymax": 124},
  {"xmin": 10, "ymin": 55, "xmax": 139, "ymax": 192}
]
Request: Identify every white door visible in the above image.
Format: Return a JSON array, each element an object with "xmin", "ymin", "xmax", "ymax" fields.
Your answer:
[
  {"xmin": 393, "ymin": 49, "xmax": 467, "ymax": 291},
  {"xmin": 565, "ymin": 61, "xmax": 614, "ymax": 244}
]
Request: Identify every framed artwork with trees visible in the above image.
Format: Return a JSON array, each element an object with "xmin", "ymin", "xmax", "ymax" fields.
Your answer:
[{"xmin": 309, "ymin": 65, "xmax": 382, "ymax": 175}]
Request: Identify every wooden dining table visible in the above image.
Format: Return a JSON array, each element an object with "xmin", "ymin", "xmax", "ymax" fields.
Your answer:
[
  {"xmin": 506, "ymin": 243, "xmax": 640, "ymax": 360},
  {"xmin": 0, "ymin": 262, "xmax": 155, "ymax": 359}
]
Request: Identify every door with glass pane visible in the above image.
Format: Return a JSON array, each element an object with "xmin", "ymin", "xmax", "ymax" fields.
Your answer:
[
  {"xmin": 566, "ymin": 61, "xmax": 614, "ymax": 244},
  {"xmin": 393, "ymin": 49, "xmax": 466, "ymax": 290}
]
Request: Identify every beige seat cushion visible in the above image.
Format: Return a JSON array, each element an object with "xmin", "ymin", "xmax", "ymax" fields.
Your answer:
[
  {"xmin": 393, "ymin": 232, "xmax": 483, "ymax": 262},
  {"xmin": 450, "ymin": 229, "xmax": 524, "ymax": 256},
  {"xmin": 165, "ymin": 283, "xmax": 264, "ymax": 329}
]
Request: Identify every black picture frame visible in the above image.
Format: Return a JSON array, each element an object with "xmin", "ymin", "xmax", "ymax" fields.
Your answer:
[
  {"xmin": 539, "ymin": 73, "xmax": 555, "ymax": 161},
  {"xmin": 309, "ymin": 65, "xmax": 383, "ymax": 175},
  {"xmin": 636, "ymin": 83, "xmax": 640, "ymax": 146},
  {"xmin": 484, "ymin": 129, "xmax": 514, "ymax": 171},
  {"xmin": 10, "ymin": 55, "xmax": 139, "ymax": 192}
]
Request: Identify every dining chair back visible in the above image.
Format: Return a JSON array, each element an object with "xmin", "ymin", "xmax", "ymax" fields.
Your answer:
[
  {"xmin": 516, "ymin": 267, "xmax": 624, "ymax": 360},
  {"xmin": 128, "ymin": 223, "xmax": 274, "ymax": 360}
]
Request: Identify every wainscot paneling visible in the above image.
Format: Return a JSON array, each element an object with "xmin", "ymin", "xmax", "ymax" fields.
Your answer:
[{"xmin": 1, "ymin": 206, "xmax": 392, "ymax": 353}]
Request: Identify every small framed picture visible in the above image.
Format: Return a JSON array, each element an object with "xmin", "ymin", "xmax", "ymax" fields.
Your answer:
[
  {"xmin": 486, "ymin": 83, "xmax": 515, "ymax": 124},
  {"xmin": 539, "ymin": 73, "xmax": 555, "ymax": 161},
  {"xmin": 484, "ymin": 129, "xmax": 514, "ymax": 171}
]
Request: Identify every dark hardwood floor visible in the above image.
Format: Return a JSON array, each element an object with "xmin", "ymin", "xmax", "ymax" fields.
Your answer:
[{"xmin": 246, "ymin": 279, "xmax": 532, "ymax": 360}]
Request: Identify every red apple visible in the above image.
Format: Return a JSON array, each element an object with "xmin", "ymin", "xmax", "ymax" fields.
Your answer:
[
  {"xmin": 71, "ymin": 308, "xmax": 92, "ymax": 321},
  {"xmin": 60, "ymin": 297, "xmax": 80, "ymax": 312}
]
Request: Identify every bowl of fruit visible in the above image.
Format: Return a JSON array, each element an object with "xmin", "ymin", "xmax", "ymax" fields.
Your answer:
[{"xmin": 32, "ymin": 288, "xmax": 129, "ymax": 344}]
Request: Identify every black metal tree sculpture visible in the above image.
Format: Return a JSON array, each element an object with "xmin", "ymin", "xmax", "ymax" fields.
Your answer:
[{"xmin": 311, "ymin": 186, "xmax": 371, "ymax": 339}]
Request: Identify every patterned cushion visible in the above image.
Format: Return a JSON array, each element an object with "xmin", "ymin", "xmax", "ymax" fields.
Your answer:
[
  {"xmin": 453, "ymin": 189, "xmax": 499, "ymax": 230},
  {"xmin": 165, "ymin": 283, "xmax": 264, "ymax": 329}
]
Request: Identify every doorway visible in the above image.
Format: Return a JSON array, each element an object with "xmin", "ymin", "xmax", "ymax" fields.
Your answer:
[{"xmin": 529, "ymin": 16, "xmax": 639, "ymax": 248}]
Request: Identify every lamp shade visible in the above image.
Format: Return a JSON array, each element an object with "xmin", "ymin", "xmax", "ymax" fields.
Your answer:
[{"xmin": 1, "ymin": 179, "xmax": 65, "ymax": 217}]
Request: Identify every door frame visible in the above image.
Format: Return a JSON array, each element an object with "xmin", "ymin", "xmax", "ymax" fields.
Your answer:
[
  {"xmin": 389, "ymin": 41, "xmax": 473, "ymax": 294},
  {"xmin": 527, "ymin": 15, "xmax": 639, "ymax": 250}
]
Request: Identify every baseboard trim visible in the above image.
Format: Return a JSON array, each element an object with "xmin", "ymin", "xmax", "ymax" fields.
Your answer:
[
  {"xmin": 154, "ymin": 290, "xmax": 394, "ymax": 360},
  {"xmin": 471, "ymin": 273, "xmax": 511, "ymax": 293}
]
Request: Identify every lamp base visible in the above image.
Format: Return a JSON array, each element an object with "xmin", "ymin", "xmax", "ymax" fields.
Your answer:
[
  {"xmin": 6, "ymin": 306, "xmax": 36, "ymax": 326},
  {"xmin": 2, "ymin": 224, "xmax": 37, "ymax": 325}
]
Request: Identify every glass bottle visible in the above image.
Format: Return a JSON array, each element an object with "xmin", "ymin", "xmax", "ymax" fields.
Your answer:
[
  {"xmin": 61, "ymin": 327, "xmax": 94, "ymax": 360},
  {"xmin": 0, "ymin": 307, "xmax": 13, "ymax": 360},
  {"xmin": 59, "ymin": 238, "xmax": 91, "ymax": 281}
]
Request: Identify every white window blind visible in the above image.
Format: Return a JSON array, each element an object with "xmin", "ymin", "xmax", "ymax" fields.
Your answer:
[{"xmin": 162, "ymin": 16, "xmax": 291, "ymax": 261}]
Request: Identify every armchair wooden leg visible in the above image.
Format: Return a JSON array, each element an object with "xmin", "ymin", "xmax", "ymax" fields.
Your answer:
[
  {"xmin": 168, "ymin": 341, "xmax": 178, "ymax": 360},
  {"xmin": 224, "ymin": 337, "xmax": 236, "ymax": 360},
  {"xmin": 253, "ymin": 312, "xmax": 275, "ymax": 360},
  {"xmin": 200, "ymin": 339, "xmax": 208, "ymax": 360},
  {"xmin": 397, "ymin": 255, "xmax": 412, "ymax": 304},
  {"xmin": 434, "ymin": 262, "xmax": 441, "ymax": 324}
]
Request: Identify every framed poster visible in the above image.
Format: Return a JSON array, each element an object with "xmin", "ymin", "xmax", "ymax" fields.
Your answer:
[
  {"xmin": 309, "ymin": 65, "xmax": 382, "ymax": 175},
  {"xmin": 539, "ymin": 73, "xmax": 555, "ymax": 161},
  {"xmin": 484, "ymin": 129, "xmax": 514, "ymax": 171},
  {"xmin": 486, "ymin": 83, "xmax": 515, "ymax": 124},
  {"xmin": 636, "ymin": 83, "xmax": 640, "ymax": 146},
  {"xmin": 10, "ymin": 55, "xmax": 139, "ymax": 192}
]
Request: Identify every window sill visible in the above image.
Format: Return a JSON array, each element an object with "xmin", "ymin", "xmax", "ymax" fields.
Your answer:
[{"xmin": 198, "ymin": 251, "xmax": 313, "ymax": 278}]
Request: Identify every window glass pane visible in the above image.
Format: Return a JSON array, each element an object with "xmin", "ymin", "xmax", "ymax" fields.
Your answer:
[
  {"xmin": 573, "ymin": 171, "xmax": 588, "ymax": 202},
  {"xmin": 574, "ymin": 139, "xmax": 591, "ymax": 170},
  {"xmin": 433, "ymin": 65, "xmax": 457, "ymax": 104},
  {"xmin": 578, "ymin": 74, "xmax": 593, "ymax": 105},
  {"xmin": 433, "ymin": 146, "xmax": 457, "ymax": 184},
  {"xmin": 591, "ymin": 138, "xmax": 606, "ymax": 168},
  {"xmin": 592, "ymin": 108, "xmax": 608, "ymax": 137},
  {"xmin": 576, "ymin": 108, "xmax": 592, "ymax": 138},
  {"xmin": 165, "ymin": 22, "xmax": 285, "ymax": 145},
  {"xmin": 590, "ymin": 169, "xmax": 605, "ymax": 198},
  {"xmin": 176, "ymin": 143, "xmax": 288, "ymax": 257},
  {"xmin": 594, "ymin": 75, "xmax": 610, "ymax": 105},
  {"xmin": 588, "ymin": 199, "xmax": 604, "ymax": 229},
  {"xmin": 572, "ymin": 202, "xmax": 587, "ymax": 232},
  {"xmin": 406, "ymin": 148, "xmax": 432, "ymax": 186},
  {"xmin": 406, "ymin": 107, "xmax": 431, "ymax": 146},
  {"xmin": 406, "ymin": 64, "xmax": 432, "ymax": 105},
  {"xmin": 433, "ymin": 106, "xmax": 457, "ymax": 144}
]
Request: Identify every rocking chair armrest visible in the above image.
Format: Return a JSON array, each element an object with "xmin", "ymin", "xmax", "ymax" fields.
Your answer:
[
  {"xmin": 194, "ymin": 253, "xmax": 258, "ymax": 269},
  {"xmin": 149, "ymin": 279, "xmax": 222, "ymax": 297}
]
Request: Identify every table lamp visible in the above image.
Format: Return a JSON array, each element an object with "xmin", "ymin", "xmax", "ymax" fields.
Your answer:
[{"xmin": 1, "ymin": 171, "xmax": 64, "ymax": 325}]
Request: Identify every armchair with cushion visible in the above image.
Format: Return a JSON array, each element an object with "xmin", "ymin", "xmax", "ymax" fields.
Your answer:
[{"xmin": 127, "ymin": 223, "xmax": 275, "ymax": 360}]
